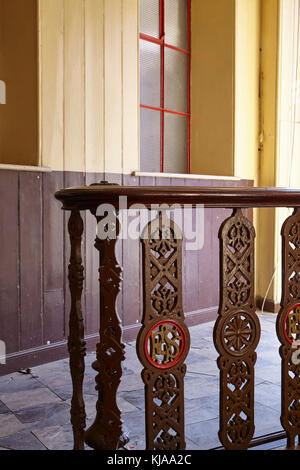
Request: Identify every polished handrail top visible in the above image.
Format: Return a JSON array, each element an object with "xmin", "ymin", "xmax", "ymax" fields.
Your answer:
[{"xmin": 55, "ymin": 185, "xmax": 300, "ymax": 210}]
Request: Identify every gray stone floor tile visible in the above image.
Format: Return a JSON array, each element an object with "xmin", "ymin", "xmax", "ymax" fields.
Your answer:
[
  {"xmin": 0, "ymin": 373, "xmax": 43, "ymax": 394},
  {"xmin": 15, "ymin": 402, "xmax": 71, "ymax": 427},
  {"xmin": 0, "ymin": 387, "xmax": 62, "ymax": 412},
  {"xmin": 184, "ymin": 376, "xmax": 219, "ymax": 400},
  {"xmin": 185, "ymin": 417, "xmax": 220, "ymax": 449},
  {"xmin": 0, "ymin": 429, "xmax": 47, "ymax": 450},
  {"xmin": 184, "ymin": 396, "xmax": 219, "ymax": 424},
  {"xmin": 254, "ymin": 382, "xmax": 281, "ymax": 412},
  {"xmin": 47, "ymin": 377, "xmax": 97, "ymax": 401},
  {"xmin": 81, "ymin": 394, "xmax": 138, "ymax": 420},
  {"xmin": 122, "ymin": 410, "xmax": 145, "ymax": 437},
  {"xmin": 119, "ymin": 372, "xmax": 144, "ymax": 392},
  {"xmin": 187, "ymin": 359, "xmax": 218, "ymax": 377},
  {"xmin": 192, "ymin": 347, "xmax": 218, "ymax": 361},
  {"xmin": 186, "ymin": 350, "xmax": 211, "ymax": 364},
  {"xmin": 253, "ymin": 402, "xmax": 282, "ymax": 437},
  {"xmin": 119, "ymin": 389, "xmax": 145, "ymax": 411},
  {"xmin": 255, "ymin": 364, "xmax": 281, "ymax": 385},
  {"xmin": 0, "ymin": 413, "xmax": 24, "ymax": 438},
  {"xmin": 0, "ymin": 401, "xmax": 10, "ymax": 414},
  {"xmin": 31, "ymin": 424, "xmax": 74, "ymax": 450}
]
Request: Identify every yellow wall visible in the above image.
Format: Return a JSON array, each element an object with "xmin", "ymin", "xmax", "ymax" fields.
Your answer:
[
  {"xmin": 234, "ymin": 0, "xmax": 260, "ymax": 184},
  {"xmin": 190, "ymin": 0, "xmax": 235, "ymax": 176},
  {"xmin": 39, "ymin": 0, "xmax": 139, "ymax": 173},
  {"xmin": 0, "ymin": 0, "xmax": 38, "ymax": 166},
  {"xmin": 256, "ymin": 0, "xmax": 280, "ymax": 302}
]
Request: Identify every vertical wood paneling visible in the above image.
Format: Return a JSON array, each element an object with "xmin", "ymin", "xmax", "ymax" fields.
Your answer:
[
  {"xmin": 122, "ymin": 174, "xmax": 140, "ymax": 327},
  {"xmin": 43, "ymin": 172, "xmax": 65, "ymax": 343},
  {"xmin": 85, "ymin": 0, "xmax": 105, "ymax": 174},
  {"xmin": 40, "ymin": 0, "xmax": 64, "ymax": 171},
  {"xmin": 104, "ymin": 0, "xmax": 122, "ymax": 174},
  {"xmin": 39, "ymin": 0, "xmax": 139, "ymax": 174},
  {"xmin": 19, "ymin": 173, "xmax": 43, "ymax": 350},
  {"xmin": 85, "ymin": 172, "xmax": 103, "ymax": 335},
  {"xmin": 0, "ymin": 171, "xmax": 19, "ymax": 354},
  {"xmin": 63, "ymin": 0, "xmax": 85, "ymax": 172},
  {"xmin": 122, "ymin": 0, "xmax": 139, "ymax": 173}
]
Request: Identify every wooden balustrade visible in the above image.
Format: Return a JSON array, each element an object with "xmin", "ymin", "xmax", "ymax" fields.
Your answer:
[{"xmin": 55, "ymin": 183, "xmax": 300, "ymax": 450}]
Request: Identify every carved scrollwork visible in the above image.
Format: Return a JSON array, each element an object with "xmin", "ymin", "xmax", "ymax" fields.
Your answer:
[
  {"xmin": 84, "ymin": 213, "xmax": 128, "ymax": 450},
  {"xmin": 214, "ymin": 208, "xmax": 260, "ymax": 450},
  {"xmin": 277, "ymin": 208, "xmax": 300, "ymax": 448},
  {"xmin": 137, "ymin": 212, "xmax": 190, "ymax": 450}
]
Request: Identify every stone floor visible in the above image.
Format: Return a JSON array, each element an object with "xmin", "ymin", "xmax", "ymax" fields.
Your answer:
[{"xmin": 0, "ymin": 312, "xmax": 288, "ymax": 450}]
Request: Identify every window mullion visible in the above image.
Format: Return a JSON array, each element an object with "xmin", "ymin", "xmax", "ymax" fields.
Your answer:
[{"xmin": 160, "ymin": 0, "xmax": 165, "ymax": 172}]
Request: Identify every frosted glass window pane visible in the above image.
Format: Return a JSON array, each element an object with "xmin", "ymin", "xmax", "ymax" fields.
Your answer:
[
  {"xmin": 164, "ymin": 113, "xmax": 187, "ymax": 173},
  {"xmin": 140, "ymin": 40, "xmax": 161, "ymax": 107},
  {"xmin": 140, "ymin": 108, "xmax": 161, "ymax": 172},
  {"xmin": 140, "ymin": 0, "xmax": 160, "ymax": 38},
  {"xmin": 165, "ymin": 0, "xmax": 188, "ymax": 50},
  {"xmin": 165, "ymin": 48, "xmax": 187, "ymax": 113}
]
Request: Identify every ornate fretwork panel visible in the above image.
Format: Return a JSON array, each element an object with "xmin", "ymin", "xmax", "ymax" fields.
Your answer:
[
  {"xmin": 137, "ymin": 212, "xmax": 190, "ymax": 450},
  {"xmin": 214, "ymin": 208, "xmax": 260, "ymax": 450},
  {"xmin": 67, "ymin": 210, "xmax": 87, "ymax": 450},
  {"xmin": 84, "ymin": 213, "xmax": 128, "ymax": 450},
  {"xmin": 277, "ymin": 208, "xmax": 300, "ymax": 448}
]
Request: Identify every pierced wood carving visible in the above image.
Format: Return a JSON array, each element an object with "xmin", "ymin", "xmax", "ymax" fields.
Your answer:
[
  {"xmin": 68, "ymin": 210, "xmax": 86, "ymax": 450},
  {"xmin": 276, "ymin": 208, "xmax": 300, "ymax": 449},
  {"xmin": 84, "ymin": 211, "xmax": 129, "ymax": 450},
  {"xmin": 213, "ymin": 208, "xmax": 260, "ymax": 450},
  {"xmin": 137, "ymin": 212, "xmax": 190, "ymax": 450}
]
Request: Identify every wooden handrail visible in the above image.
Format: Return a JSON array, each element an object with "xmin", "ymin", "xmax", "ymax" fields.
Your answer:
[{"xmin": 55, "ymin": 185, "xmax": 300, "ymax": 210}]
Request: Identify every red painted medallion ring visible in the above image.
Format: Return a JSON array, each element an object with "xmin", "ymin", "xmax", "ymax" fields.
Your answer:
[
  {"xmin": 283, "ymin": 303, "xmax": 300, "ymax": 344},
  {"xmin": 144, "ymin": 320, "xmax": 187, "ymax": 369}
]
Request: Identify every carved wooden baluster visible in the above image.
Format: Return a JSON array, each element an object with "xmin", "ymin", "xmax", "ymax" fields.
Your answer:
[
  {"xmin": 137, "ymin": 211, "xmax": 190, "ymax": 450},
  {"xmin": 67, "ymin": 210, "xmax": 86, "ymax": 450},
  {"xmin": 84, "ymin": 211, "xmax": 128, "ymax": 450},
  {"xmin": 213, "ymin": 208, "xmax": 260, "ymax": 450},
  {"xmin": 276, "ymin": 208, "xmax": 300, "ymax": 449}
]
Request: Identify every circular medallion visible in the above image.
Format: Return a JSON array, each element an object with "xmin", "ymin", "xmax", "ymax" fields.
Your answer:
[
  {"xmin": 144, "ymin": 320, "xmax": 186, "ymax": 369},
  {"xmin": 283, "ymin": 303, "xmax": 300, "ymax": 344},
  {"xmin": 219, "ymin": 311, "xmax": 257, "ymax": 356}
]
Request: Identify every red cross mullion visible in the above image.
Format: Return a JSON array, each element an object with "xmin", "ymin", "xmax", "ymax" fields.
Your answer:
[{"xmin": 160, "ymin": 0, "xmax": 165, "ymax": 173}]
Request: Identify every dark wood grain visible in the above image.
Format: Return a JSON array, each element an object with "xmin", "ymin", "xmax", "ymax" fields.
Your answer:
[
  {"xmin": 55, "ymin": 185, "xmax": 300, "ymax": 211},
  {"xmin": 122, "ymin": 174, "xmax": 141, "ymax": 328},
  {"xmin": 43, "ymin": 171, "xmax": 65, "ymax": 343},
  {"xmin": 85, "ymin": 172, "xmax": 103, "ymax": 335},
  {"xmin": 0, "ymin": 171, "xmax": 19, "ymax": 354},
  {"xmin": 19, "ymin": 172, "xmax": 43, "ymax": 350}
]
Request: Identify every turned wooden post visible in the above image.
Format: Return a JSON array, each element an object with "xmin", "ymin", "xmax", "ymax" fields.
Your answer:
[
  {"xmin": 67, "ymin": 210, "xmax": 86, "ymax": 450},
  {"xmin": 84, "ymin": 210, "xmax": 129, "ymax": 450},
  {"xmin": 213, "ymin": 208, "xmax": 260, "ymax": 450}
]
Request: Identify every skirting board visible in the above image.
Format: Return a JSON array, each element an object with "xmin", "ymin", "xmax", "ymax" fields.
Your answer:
[{"xmin": 256, "ymin": 295, "xmax": 280, "ymax": 314}]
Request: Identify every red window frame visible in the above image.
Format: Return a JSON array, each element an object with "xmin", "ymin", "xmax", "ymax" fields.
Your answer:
[{"xmin": 140, "ymin": 0, "xmax": 191, "ymax": 173}]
